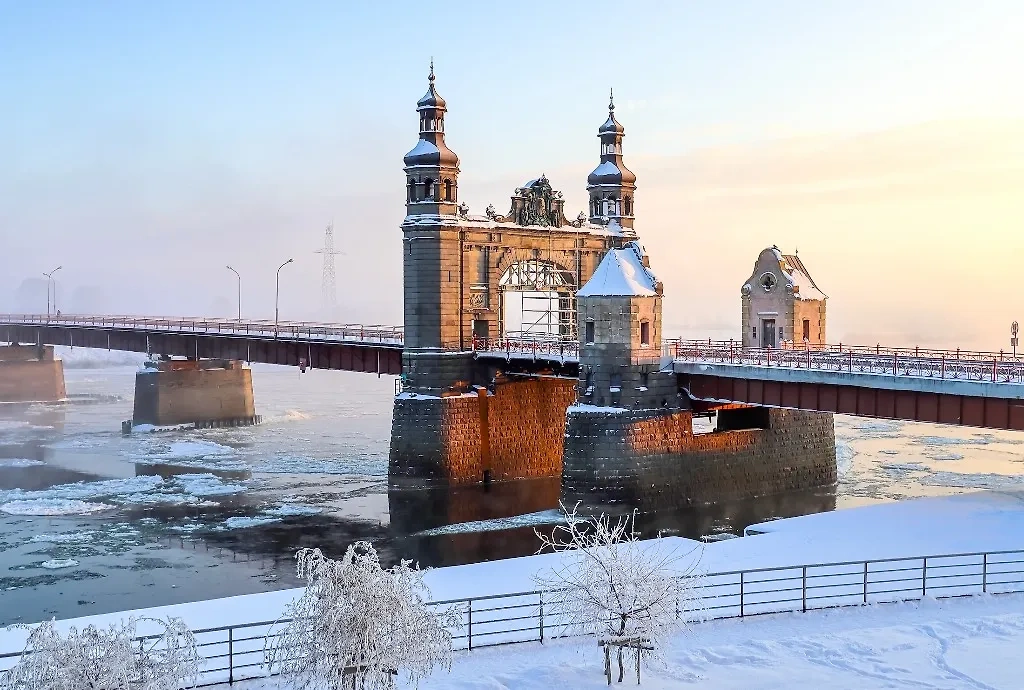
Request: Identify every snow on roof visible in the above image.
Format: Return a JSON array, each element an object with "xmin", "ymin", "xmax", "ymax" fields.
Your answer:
[
  {"xmin": 404, "ymin": 139, "xmax": 439, "ymax": 158},
  {"xmin": 590, "ymin": 161, "xmax": 620, "ymax": 177},
  {"xmin": 577, "ymin": 242, "xmax": 659, "ymax": 297},
  {"xmin": 781, "ymin": 253, "xmax": 827, "ymax": 300}
]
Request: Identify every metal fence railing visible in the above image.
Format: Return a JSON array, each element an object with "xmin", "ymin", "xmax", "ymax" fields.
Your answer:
[
  {"xmin": 668, "ymin": 338, "xmax": 1024, "ymax": 384},
  {"xmin": 3, "ymin": 547, "xmax": 1022, "ymax": 687},
  {"xmin": 0, "ymin": 314, "xmax": 405, "ymax": 347},
  {"xmin": 469, "ymin": 336, "xmax": 579, "ymax": 362}
]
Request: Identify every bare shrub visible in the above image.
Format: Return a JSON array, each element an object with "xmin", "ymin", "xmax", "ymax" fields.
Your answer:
[{"xmin": 534, "ymin": 502, "xmax": 702, "ymax": 683}]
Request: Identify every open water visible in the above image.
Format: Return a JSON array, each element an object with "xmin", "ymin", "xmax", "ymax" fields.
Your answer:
[{"xmin": 1, "ymin": 353, "xmax": 1023, "ymax": 626}]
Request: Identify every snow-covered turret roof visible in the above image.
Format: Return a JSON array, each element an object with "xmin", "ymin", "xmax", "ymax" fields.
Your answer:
[
  {"xmin": 780, "ymin": 253, "xmax": 827, "ymax": 301},
  {"xmin": 577, "ymin": 242, "xmax": 659, "ymax": 297}
]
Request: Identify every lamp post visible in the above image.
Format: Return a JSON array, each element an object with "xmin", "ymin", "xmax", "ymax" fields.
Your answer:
[
  {"xmin": 275, "ymin": 258, "xmax": 294, "ymax": 335},
  {"xmin": 226, "ymin": 265, "xmax": 241, "ymax": 320},
  {"xmin": 43, "ymin": 266, "xmax": 62, "ymax": 320}
]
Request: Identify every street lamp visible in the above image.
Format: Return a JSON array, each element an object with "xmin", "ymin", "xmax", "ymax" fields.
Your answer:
[
  {"xmin": 43, "ymin": 266, "xmax": 62, "ymax": 320},
  {"xmin": 275, "ymin": 258, "xmax": 294, "ymax": 334},
  {"xmin": 226, "ymin": 265, "xmax": 241, "ymax": 320}
]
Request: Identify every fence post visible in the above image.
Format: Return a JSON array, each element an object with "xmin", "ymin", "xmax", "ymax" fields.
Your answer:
[
  {"xmin": 539, "ymin": 592, "xmax": 544, "ymax": 644},
  {"xmin": 983, "ymin": 553, "xmax": 988, "ymax": 593},
  {"xmin": 922, "ymin": 557, "xmax": 928, "ymax": 597},
  {"xmin": 863, "ymin": 562, "xmax": 868, "ymax": 604},
  {"xmin": 802, "ymin": 566, "xmax": 807, "ymax": 612},
  {"xmin": 228, "ymin": 626, "xmax": 233, "ymax": 684},
  {"xmin": 467, "ymin": 600, "xmax": 473, "ymax": 651},
  {"xmin": 739, "ymin": 572, "xmax": 745, "ymax": 617}
]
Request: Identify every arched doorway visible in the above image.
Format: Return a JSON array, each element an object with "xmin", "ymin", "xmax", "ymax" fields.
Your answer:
[{"xmin": 498, "ymin": 259, "xmax": 577, "ymax": 340}]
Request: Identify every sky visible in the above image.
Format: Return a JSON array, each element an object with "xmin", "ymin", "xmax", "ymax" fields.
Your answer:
[{"xmin": 1, "ymin": 1, "xmax": 1022, "ymax": 349}]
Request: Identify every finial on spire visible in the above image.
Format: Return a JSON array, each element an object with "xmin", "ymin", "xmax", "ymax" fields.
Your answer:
[
  {"xmin": 609, "ymin": 87, "xmax": 615, "ymax": 112},
  {"xmin": 429, "ymin": 57, "xmax": 435, "ymax": 84}
]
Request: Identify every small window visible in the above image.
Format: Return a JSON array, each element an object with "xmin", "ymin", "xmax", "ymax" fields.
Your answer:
[
  {"xmin": 585, "ymin": 321, "xmax": 595, "ymax": 344},
  {"xmin": 609, "ymin": 373, "xmax": 622, "ymax": 393},
  {"xmin": 752, "ymin": 326, "xmax": 757, "ymax": 339},
  {"xmin": 640, "ymin": 320, "xmax": 650, "ymax": 347},
  {"xmin": 779, "ymin": 326, "xmax": 784, "ymax": 339},
  {"xmin": 802, "ymin": 319, "xmax": 811, "ymax": 342}
]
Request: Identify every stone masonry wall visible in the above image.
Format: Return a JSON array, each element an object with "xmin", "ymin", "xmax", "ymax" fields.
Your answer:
[
  {"xmin": 133, "ymin": 365, "xmax": 255, "ymax": 426},
  {"xmin": 389, "ymin": 377, "xmax": 577, "ymax": 485},
  {"xmin": 0, "ymin": 358, "xmax": 66, "ymax": 403},
  {"xmin": 563, "ymin": 407, "xmax": 836, "ymax": 511}
]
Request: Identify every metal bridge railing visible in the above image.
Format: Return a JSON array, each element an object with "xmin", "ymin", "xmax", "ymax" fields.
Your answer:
[
  {"xmin": 668, "ymin": 338, "xmax": 1024, "ymax": 384},
  {"xmin": 0, "ymin": 314, "xmax": 404, "ymax": 346},
  {"xmin": 3, "ymin": 547, "xmax": 1022, "ymax": 687},
  {"xmin": 469, "ymin": 336, "xmax": 579, "ymax": 362}
]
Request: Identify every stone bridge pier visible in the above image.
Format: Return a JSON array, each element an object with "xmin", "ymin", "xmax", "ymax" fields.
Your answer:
[
  {"xmin": 0, "ymin": 345, "xmax": 66, "ymax": 403},
  {"xmin": 128, "ymin": 359, "xmax": 259, "ymax": 430}
]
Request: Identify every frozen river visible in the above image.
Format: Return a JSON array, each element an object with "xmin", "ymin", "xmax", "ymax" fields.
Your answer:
[{"xmin": 1, "ymin": 350, "xmax": 1023, "ymax": 625}]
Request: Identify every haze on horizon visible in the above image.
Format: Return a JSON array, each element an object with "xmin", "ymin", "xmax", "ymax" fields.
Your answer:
[{"xmin": 1, "ymin": 1, "xmax": 1021, "ymax": 351}]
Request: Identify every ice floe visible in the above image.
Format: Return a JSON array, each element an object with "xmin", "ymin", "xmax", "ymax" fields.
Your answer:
[
  {"xmin": 29, "ymin": 532, "xmax": 97, "ymax": 544},
  {"xmin": 40, "ymin": 559, "xmax": 79, "ymax": 569},
  {"xmin": 263, "ymin": 504, "xmax": 322, "ymax": 517},
  {"xmin": 1, "ymin": 499, "xmax": 112, "ymax": 516},
  {"xmin": 0, "ymin": 459, "xmax": 45, "ymax": 468},
  {"xmin": 221, "ymin": 516, "xmax": 281, "ymax": 530},
  {"xmin": 413, "ymin": 509, "xmax": 567, "ymax": 537}
]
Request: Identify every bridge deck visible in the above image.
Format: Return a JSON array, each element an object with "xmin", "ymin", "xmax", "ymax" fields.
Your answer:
[{"xmin": 0, "ymin": 314, "xmax": 404, "ymax": 375}]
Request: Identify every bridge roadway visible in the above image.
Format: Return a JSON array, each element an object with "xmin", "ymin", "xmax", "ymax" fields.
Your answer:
[
  {"xmin": 0, "ymin": 314, "xmax": 405, "ymax": 375},
  {"xmin": 3, "ymin": 316, "xmax": 1024, "ymax": 430}
]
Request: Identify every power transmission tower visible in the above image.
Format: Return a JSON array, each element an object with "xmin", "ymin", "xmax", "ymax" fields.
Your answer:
[{"xmin": 314, "ymin": 222, "xmax": 343, "ymax": 318}]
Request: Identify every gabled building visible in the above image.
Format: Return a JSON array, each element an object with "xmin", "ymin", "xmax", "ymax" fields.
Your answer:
[{"xmin": 741, "ymin": 247, "xmax": 827, "ymax": 348}]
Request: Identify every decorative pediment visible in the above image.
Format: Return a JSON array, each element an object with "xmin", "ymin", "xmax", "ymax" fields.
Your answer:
[{"xmin": 486, "ymin": 174, "xmax": 584, "ymax": 228}]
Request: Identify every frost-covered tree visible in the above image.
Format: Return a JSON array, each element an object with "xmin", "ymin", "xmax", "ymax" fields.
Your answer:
[
  {"xmin": 265, "ymin": 542, "xmax": 459, "ymax": 690},
  {"xmin": 534, "ymin": 502, "xmax": 701, "ymax": 684},
  {"xmin": 2, "ymin": 616, "xmax": 199, "ymax": 690}
]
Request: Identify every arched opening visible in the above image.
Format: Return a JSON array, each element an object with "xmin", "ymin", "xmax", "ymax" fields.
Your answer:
[
  {"xmin": 423, "ymin": 178, "xmax": 434, "ymax": 201},
  {"xmin": 444, "ymin": 179, "xmax": 454, "ymax": 201},
  {"xmin": 498, "ymin": 259, "xmax": 577, "ymax": 340},
  {"xmin": 624, "ymin": 196, "xmax": 633, "ymax": 216},
  {"xmin": 407, "ymin": 178, "xmax": 416, "ymax": 202}
]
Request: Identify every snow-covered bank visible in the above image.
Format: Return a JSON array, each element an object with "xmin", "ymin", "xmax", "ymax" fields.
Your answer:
[
  {"xmin": 4, "ymin": 491, "xmax": 1024, "ymax": 652},
  {"xmin": 225, "ymin": 593, "xmax": 1024, "ymax": 689}
]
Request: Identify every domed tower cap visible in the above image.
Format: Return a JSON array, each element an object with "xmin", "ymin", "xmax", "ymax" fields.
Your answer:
[
  {"xmin": 599, "ymin": 88, "xmax": 624, "ymax": 134},
  {"xmin": 417, "ymin": 59, "xmax": 447, "ymax": 110}
]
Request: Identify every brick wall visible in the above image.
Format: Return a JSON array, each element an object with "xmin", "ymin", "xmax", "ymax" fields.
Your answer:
[
  {"xmin": 563, "ymin": 407, "xmax": 836, "ymax": 510},
  {"xmin": 389, "ymin": 377, "xmax": 577, "ymax": 485}
]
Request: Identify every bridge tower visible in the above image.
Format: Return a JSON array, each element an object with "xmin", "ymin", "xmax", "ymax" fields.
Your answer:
[
  {"xmin": 587, "ymin": 89, "xmax": 637, "ymax": 230},
  {"xmin": 391, "ymin": 76, "xmax": 629, "ymax": 485}
]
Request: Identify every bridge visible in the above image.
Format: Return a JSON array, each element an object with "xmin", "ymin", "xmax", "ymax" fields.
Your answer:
[
  {"xmin": 3, "ymin": 314, "xmax": 1022, "ymax": 431},
  {"xmin": 3, "ymin": 69, "xmax": 1021, "ymax": 501},
  {"xmin": 0, "ymin": 314, "xmax": 404, "ymax": 375}
]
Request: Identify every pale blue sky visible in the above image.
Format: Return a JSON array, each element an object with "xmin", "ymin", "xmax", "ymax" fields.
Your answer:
[{"xmin": 2, "ymin": 2, "xmax": 1022, "ymax": 345}]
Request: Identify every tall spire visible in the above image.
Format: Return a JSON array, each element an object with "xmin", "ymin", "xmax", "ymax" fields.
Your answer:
[
  {"xmin": 587, "ymin": 88, "xmax": 636, "ymax": 230},
  {"xmin": 403, "ymin": 61, "xmax": 460, "ymax": 217}
]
